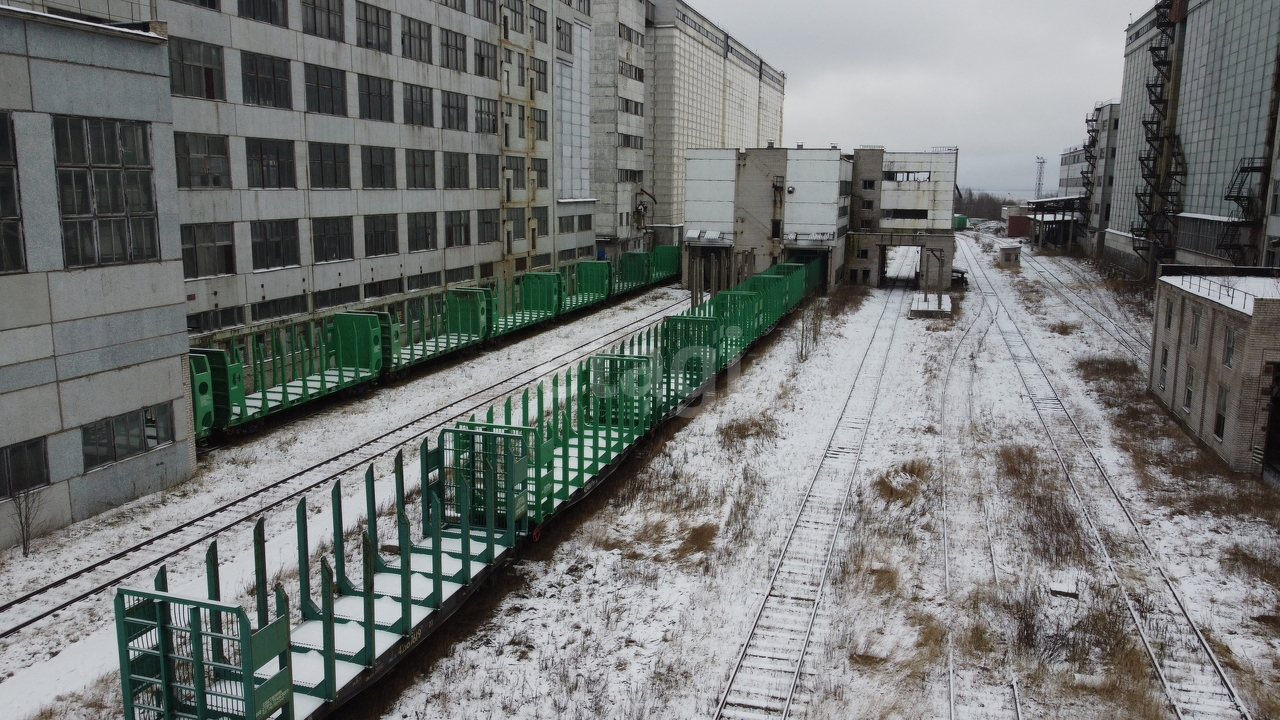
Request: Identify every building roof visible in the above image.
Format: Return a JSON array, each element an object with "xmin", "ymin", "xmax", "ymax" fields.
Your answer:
[{"xmin": 1160, "ymin": 274, "xmax": 1280, "ymax": 316}]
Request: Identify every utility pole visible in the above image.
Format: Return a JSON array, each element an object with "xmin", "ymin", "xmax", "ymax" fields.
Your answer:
[{"xmin": 1035, "ymin": 157, "xmax": 1047, "ymax": 200}]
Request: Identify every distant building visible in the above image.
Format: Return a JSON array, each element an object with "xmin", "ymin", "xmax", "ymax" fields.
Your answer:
[
  {"xmin": 682, "ymin": 145, "xmax": 851, "ymax": 296},
  {"xmin": 0, "ymin": 8, "xmax": 193, "ymax": 548},
  {"xmin": 1058, "ymin": 145, "xmax": 1089, "ymax": 198},
  {"xmin": 1107, "ymin": 0, "xmax": 1280, "ymax": 278},
  {"xmin": 1150, "ymin": 266, "xmax": 1280, "ymax": 481},
  {"xmin": 846, "ymin": 147, "xmax": 958, "ymax": 290},
  {"xmin": 644, "ymin": 0, "xmax": 786, "ymax": 247}
]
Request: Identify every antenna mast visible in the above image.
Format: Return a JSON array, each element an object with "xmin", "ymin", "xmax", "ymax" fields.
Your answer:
[{"xmin": 1035, "ymin": 157, "xmax": 1047, "ymax": 199}]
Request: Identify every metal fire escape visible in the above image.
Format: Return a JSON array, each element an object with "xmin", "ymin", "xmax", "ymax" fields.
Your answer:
[
  {"xmin": 1131, "ymin": 0, "xmax": 1186, "ymax": 262},
  {"xmin": 1080, "ymin": 105, "xmax": 1102, "ymax": 233},
  {"xmin": 1216, "ymin": 157, "xmax": 1269, "ymax": 263}
]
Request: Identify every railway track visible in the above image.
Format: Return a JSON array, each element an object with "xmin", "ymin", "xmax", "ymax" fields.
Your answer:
[
  {"xmin": 957, "ymin": 235, "xmax": 1251, "ymax": 720},
  {"xmin": 0, "ymin": 295, "xmax": 690, "ymax": 642},
  {"xmin": 1015, "ymin": 247, "xmax": 1151, "ymax": 365},
  {"xmin": 714, "ymin": 252, "xmax": 914, "ymax": 720}
]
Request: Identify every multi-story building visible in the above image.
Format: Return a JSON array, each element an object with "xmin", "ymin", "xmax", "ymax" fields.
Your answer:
[
  {"xmin": 553, "ymin": 0, "xmax": 599, "ymax": 265},
  {"xmin": 1106, "ymin": 0, "xmax": 1280, "ymax": 278},
  {"xmin": 682, "ymin": 145, "xmax": 851, "ymax": 296},
  {"xmin": 1058, "ymin": 144, "xmax": 1089, "ymax": 198},
  {"xmin": 1150, "ymin": 266, "xmax": 1280, "ymax": 480},
  {"xmin": 846, "ymin": 148, "xmax": 958, "ymax": 290},
  {"xmin": 643, "ymin": 0, "xmax": 785, "ymax": 247},
  {"xmin": 0, "ymin": 7, "xmax": 193, "ymax": 548}
]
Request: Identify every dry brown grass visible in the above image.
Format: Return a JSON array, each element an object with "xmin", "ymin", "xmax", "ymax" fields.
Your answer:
[
  {"xmin": 827, "ymin": 284, "xmax": 870, "ymax": 318},
  {"xmin": 716, "ymin": 415, "xmax": 779, "ymax": 449},
  {"xmin": 871, "ymin": 459, "xmax": 932, "ymax": 506},
  {"xmin": 997, "ymin": 444, "xmax": 1091, "ymax": 567},
  {"xmin": 674, "ymin": 523, "xmax": 718, "ymax": 559},
  {"xmin": 1048, "ymin": 321, "xmax": 1081, "ymax": 336},
  {"xmin": 1222, "ymin": 544, "xmax": 1280, "ymax": 590}
]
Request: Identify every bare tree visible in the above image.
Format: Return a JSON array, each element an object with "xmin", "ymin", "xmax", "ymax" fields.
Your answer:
[{"xmin": 11, "ymin": 486, "xmax": 46, "ymax": 557}]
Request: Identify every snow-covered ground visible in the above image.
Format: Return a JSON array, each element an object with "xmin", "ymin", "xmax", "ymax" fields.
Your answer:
[
  {"xmin": 0, "ymin": 286, "xmax": 690, "ymax": 720},
  {"xmin": 9, "ymin": 232, "xmax": 1280, "ymax": 720}
]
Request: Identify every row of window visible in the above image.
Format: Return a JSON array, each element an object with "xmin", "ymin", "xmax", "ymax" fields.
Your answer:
[
  {"xmin": 172, "ymin": 41, "xmax": 550, "ymax": 122},
  {"xmin": 619, "ymin": 60, "xmax": 644, "ymax": 83},
  {"xmin": 1, "ymin": 112, "xmax": 22, "ymax": 274},
  {"xmin": 1163, "ymin": 299, "xmax": 1238, "ymax": 367},
  {"xmin": 181, "ymin": 207, "xmax": 577, "ymax": 277},
  {"xmin": 176, "ymin": 136, "xmax": 550, "ymax": 192},
  {"xmin": 618, "ymin": 97, "xmax": 644, "ymax": 117}
]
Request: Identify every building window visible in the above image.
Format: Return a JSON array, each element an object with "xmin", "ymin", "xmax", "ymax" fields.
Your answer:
[
  {"xmin": 479, "ymin": 261, "xmax": 495, "ymax": 278},
  {"xmin": 187, "ymin": 307, "xmax": 244, "ymax": 333},
  {"xmin": 577, "ymin": 214, "xmax": 592, "ymax": 232},
  {"xmin": 619, "ymin": 60, "xmax": 644, "ymax": 82},
  {"xmin": 441, "ymin": 91, "xmax": 468, "ymax": 130},
  {"xmin": 1223, "ymin": 326, "xmax": 1235, "ymax": 368},
  {"xmin": 477, "ymin": 209, "xmax": 499, "ymax": 243},
  {"xmin": 402, "ymin": 17, "xmax": 431, "ymax": 62},
  {"xmin": 1183, "ymin": 366, "xmax": 1195, "ymax": 412},
  {"xmin": 55, "ymin": 117, "xmax": 158, "ymax": 268},
  {"xmin": 445, "ymin": 265, "xmax": 474, "ymax": 283},
  {"xmin": 314, "ymin": 285, "xmax": 360, "ymax": 309},
  {"xmin": 239, "ymin": 0, "xmax": 286, "ymax": 25},
  {"xmin": 529, "ymin": 4, "xmax": 546, "ymax": 42},
  {"xmin": 507, "ymin": 206, "xmax": 526, "ymax": 240},
  {"xmin": 475, "ymin": 40, "xmax": 499, "ymax": 79},
  {"xmin": 532, "ymin": 206, "xmax": 548, "ymax": 237},
  {"xmin": 358, "ymin": 75, "xmax": 394, "ymax": 121},
  {"xmin": 404, "ymin": 84, "xmax": 433, "ymax": 126},
  {"xmin": 475, "ymin": 0, "xmax": 496, "ymax": 22},
  {"xmin": 365, "ymin": 277, "xmax": 403, "ymax": 298},
  {"xmin": 312, "ymin": 216, "xmax": 354, "ymax": 262},
  {"xmin": 181, "ymin": 223, "xmax": 235, "ymax": 278},
  {"xmin": 82, "ymin": 404, "xmax": 174, "ymax": 472},
  {"xmin": 532, "ymin": 58, "xmax": 547, "ymax": 92},
  {"xmin": 250, "ymin": 219, "xmax": 300, "ymax": 269},
  {"xmin": 305, "ymin": 64, "xmax": 347, "ymax": 115},
  {"xmin": 445, "ymin": 210, "xmax": 470, "ymax": 246},
  {"xmin": 251, "ymin": 294, "xmax": 308, "ymax": 321},
  {"xmin": 309, "ymin": 142, "xmax": 350, "ymax": 188},
  {"xmin": 1165, "ymin": 298, "xmax": 1173, "ymax": 329},
  {"xmin": 170, "ymin": 38, "xmax": 225, "ymax": 100},
  {"xmin": 406, "ymin": 149, "xmax": 435, "ymax": 189},
  {"xmin": 246, "ymin": 138, "xmax": 296, "ymax": 189},
  {"xmin": 532, "ymin": 157, "xmax": 548, "ymax": 188},
  {"xmin": 861, "ymin": 200, "xmax": 874, "ymax": 210},
  {"xmin": 506, "ymin": 155, "xmax": 526, "ymax": 189},
  {"xmin": 440, "ymin": 29, "xmax": 467, "ymax": 71},
  {"xmin": 533, "ymin": 109, "xmax": 549, "ymax": 141},
  {"xmin": 619, "ymin": 97, "xmax": 644, "ymax": 116},
  {"xmin": 408, "ymin": 211, "xmax": 437, "ymax": 251},
  {"xmin": 862, "ymin": 179, "xmax": 875, "ymax": 191},
  {"xmin": 364, "ymin": 213, "xmax": 398, "ymax": 256},
  {"xmin": 1214, "ymin": 386, "xmax": 1228, "ymax": 440},
  {"xmin": 619, "ymin": 169, "xmax": 643, "ymax": 183},
  {"xmin": 407, "ymin": 271, "xmax": 441, "ymax": 290},
  {"xmin": 618, "ymin": 22, "xmax": 644, "ymax": 47},
  {"xmin": 361, "ymin": 146, "xmax": 396, "ymax": 189},
  {"xmin": 241, "ymin": 52, "xmax": 292, "ymax": 108},
  {"xmin": 1158, "ymin": 346, "xmax": 1168, "ymax": 390},
  {"xmin": 356, "ymin": 1, "xmax": 392, "ymax": 52},
  {"xmin": 883, "ymin": 208, "xmax": 930, "ymax": 220},
  {"xmin": 619, "ymin": 133, "xmax": 642, "ymax": 149},
  {"xmin": 303, "ymin": 0, "xmax": 344, "ymax": 40},
  {"xmin": 860, "ymin": 219, "xmax": 873, "ymax": 230},
  {"xmin": 475, "ymin": 154, "xmax": 499, "ymax": 189},
  {"xmin": 504, "ymin": 0, "xmax": 525, "ymax": 32},
  {"xmin": 555, "ymin": 19, "xmax": 572, "ymax": 53},
  {"xmin": 177, "ymin": 0, "xmax": 219, "ymax": 9},
  {"xmin": 1190, "ymin": 310, "xmax": 1201, "ymax": 347},
  {"xmin": 443, "ymin": 152, "xmax": 470, "ymax": 189},
  {"xmin": 558, "ymin": 214, "xmax": 574, "ymax": 234},
  {"xmin": 0, "ymin": 112, "xmax": 21, "ymax": 274},
  {"xmin": 475, "ymin": 98, "xmax": 499, "ymax": 134},
  {"xmin": 174, "ymin": 133, "xmax": 230, "ymax": 189}
]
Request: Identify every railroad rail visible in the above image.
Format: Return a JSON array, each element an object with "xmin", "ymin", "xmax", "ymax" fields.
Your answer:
[
  {"xmin": 0, "ymin": 296, "xmax": 691, "ymax": 642},
  {"xmin": 1016, "ymin": 247, "xmax": 1152, "ymax": 365},
  {"xmin": 714, "ymin": 252, "xmax": 914, "ymax": 720},
  {"xmin": 957, "ymin": 234, "xmax": 1251, "ymax": 720}
]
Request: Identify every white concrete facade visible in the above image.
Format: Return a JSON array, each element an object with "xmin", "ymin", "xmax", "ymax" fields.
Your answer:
[{"xmin": 0, "ymin": 8, "xmax": 193, "ymax": 549}]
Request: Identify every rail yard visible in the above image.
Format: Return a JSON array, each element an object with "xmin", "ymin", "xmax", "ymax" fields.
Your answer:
[{"xmin": 1, "ymin": 232, "xmax": 1276, "ymax": 720}]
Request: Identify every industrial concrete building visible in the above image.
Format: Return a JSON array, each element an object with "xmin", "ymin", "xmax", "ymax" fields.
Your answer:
[
  {"xmin": 682, "ymin": 145, "xmax": 850, "ymax": 298},
  {"xmin": 1106, "ymin": 0, "xmax": 1280, "ymax": 278},
  {"xmin": 643, "ymin": 0, "xmax": 786, "ymax": 246},
  {"xmin": 1150, "ymin": 266, "xmax": 1280, "ymax": 481},
  {"xmin": 0, "ymin": 7, "xmax": 193, "ymax": 548},
  {"xmin": 846, "ymin": 147, "xmax": 958, "ymax": 291}
]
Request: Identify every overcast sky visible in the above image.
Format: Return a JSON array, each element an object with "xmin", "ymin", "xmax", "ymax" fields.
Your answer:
[{"xmin": 688, "ymin": 0, "xmax": 1155, "ymax": 199}]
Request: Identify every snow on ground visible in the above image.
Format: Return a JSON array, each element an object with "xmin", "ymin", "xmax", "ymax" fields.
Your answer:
[
  {"xmin": 0, "ymin": 286, "xmax": 689, "ymax": 720},
  {"xmin": 366, "ymin": 235, "xmax": 1279, "ymax": 720}
]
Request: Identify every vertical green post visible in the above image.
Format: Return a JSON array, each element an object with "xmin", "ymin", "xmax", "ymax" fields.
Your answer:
[
  {"xmin": 397, "ymin": 510, "xmax": 411, "ymax": 634},
  {"xmin": 205, "ymin": 541, "xmax": 225, "ymax": 664},
  {"xmin": 361, "ymin": 531, "xmax": 376, "ymax": 666},
  {"xmin": 430, "ymin": 492, "xmax": 443, "ymax": 604},
  {"xmin": 332, "ymin": 480, "xmax": 357, "ymax": 595},
  {"xmin": 253, "ymin": 518, "xmax": 268, "ymax": 629},
  {"xmin": 363, "ymin": 465, "xmax": 378, "ymax": 553},
  {"xmin": 319, "ymin": 559, "xmax": 337, "ymax": 700},
  {"xmin": 189, "ymin": 608, "xmax": 208, "ymax": 717}
]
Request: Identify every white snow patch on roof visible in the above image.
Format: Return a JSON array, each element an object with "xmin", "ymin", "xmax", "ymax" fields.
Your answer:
[{"xmin": 1160, "ymin": 274, "xmax": 1280, "ymax": 315}]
